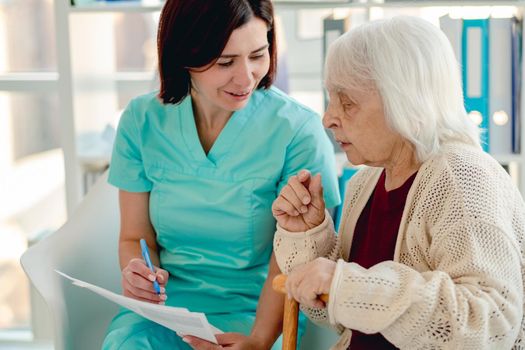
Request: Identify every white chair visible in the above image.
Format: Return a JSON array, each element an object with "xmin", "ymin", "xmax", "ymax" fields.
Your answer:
[{"xmin": 20, "ymin": 172, "xmax": 121, "ymax": 350}]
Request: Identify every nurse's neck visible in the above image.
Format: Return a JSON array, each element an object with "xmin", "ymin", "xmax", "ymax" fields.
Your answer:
[
  {"xmin": 191, "ymin": 89, "xmax": 233, "ymax": 154},
  {"xmin": 191, "ymin": 90, "xmax": 233, "ymax": 130}
]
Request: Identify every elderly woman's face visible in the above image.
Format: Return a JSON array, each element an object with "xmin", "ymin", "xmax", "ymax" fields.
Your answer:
[{"xmin": 323, "ymin": 87, "xmax": 401, "ymax": 167}]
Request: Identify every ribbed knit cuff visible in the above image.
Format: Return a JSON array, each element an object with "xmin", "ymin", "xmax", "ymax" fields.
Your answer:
[
  {"xmin": 327, "ymin": 258, "xmax": 346, "ymax": 325},
  {"xmin": 275, "ymin": 210, "xmax": 331, "ymax": 238}
]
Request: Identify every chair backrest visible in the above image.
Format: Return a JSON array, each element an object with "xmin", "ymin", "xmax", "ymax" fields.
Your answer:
[{"xmin": 20, "ymin": 172, "xmax": 121, "ymax": 350}]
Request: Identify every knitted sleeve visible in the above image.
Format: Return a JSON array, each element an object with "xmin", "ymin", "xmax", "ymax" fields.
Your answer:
[
  {"xmin": 274, "ymin": 213, "xmax": 342, "ymax": 325},
  {"xmin": 328, "ymin": 218, "xmax": 523, "ymax": 349},
  {"xmin": 273, "ymin": 167, "xmax": 374, "ymax": 274},
  {"xmin": 274, "ymin": 213, "xmax": 339, "ymax": 273},
  {"xmin": 273, "ymin": 167, "xmax": 374, "ymax": 327},
  {"xmin": 327, "ymin": 149, "xmax": 525, "ymax": 349}
]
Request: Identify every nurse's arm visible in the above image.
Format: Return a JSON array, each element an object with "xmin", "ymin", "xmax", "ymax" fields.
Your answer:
[
  {"xmin": 118, "ymin": 190, "xmax": 168, "ymax": 304},
  {"xmin": 250, "ymin": 253, "xmax": 285, "ymax": 348}
]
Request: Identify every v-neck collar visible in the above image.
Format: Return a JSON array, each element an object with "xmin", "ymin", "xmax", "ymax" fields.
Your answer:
[{"xmin": 178, "ymin": 91, "xmax": 265, "ymax": 167}]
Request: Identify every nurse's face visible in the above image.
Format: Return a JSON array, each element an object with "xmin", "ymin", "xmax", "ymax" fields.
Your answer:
[{"xmin": 189, "ymin": 17, "xmax": 271, "ymax": 113}]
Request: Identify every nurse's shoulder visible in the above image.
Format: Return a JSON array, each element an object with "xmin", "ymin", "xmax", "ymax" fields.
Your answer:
[
  {"xmin": 255, "ymin": 86, "xmax": 323, "ymax": 139},
  {"xmin": 119, "ymin": 91, "xmax": 172, "ymax": 125}
]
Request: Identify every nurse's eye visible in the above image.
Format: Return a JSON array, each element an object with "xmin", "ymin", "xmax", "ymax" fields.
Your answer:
[{"xmin": 217, "ymin": 60, "xmax": 233, "ymax": 67}]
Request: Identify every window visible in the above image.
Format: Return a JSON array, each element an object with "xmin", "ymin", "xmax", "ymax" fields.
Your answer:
[{"xmin": 0, "ymin": 0, "xmax": 64, "ymax": 340}]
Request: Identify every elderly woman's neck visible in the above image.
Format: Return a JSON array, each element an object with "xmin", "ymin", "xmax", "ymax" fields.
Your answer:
[{"xmin": 383, "ymin": 141, "xmax": 421, "ymax": 192}]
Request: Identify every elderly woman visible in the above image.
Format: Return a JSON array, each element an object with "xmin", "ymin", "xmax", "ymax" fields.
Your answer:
[{"xmin": 272, "ymin": 16, "xmax": 525, "ymax": 349}]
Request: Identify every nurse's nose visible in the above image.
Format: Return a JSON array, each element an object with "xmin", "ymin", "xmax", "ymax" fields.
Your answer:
[{"xmin": 232, "ymin": 60, "xmax": 253, "ymax": 88}]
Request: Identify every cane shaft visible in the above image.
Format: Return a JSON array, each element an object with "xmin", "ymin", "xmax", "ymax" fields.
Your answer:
[
  {"xmin": 282, "ymin": 297, "xmax": 299, "ymax": 350},
  {"xmin": 273, "ymin": 274, "xmax": 330, "ymax": 350}
]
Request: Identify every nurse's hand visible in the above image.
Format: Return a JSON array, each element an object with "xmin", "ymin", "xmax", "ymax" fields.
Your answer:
[
  {"xmin": 272, "ymin": 170, "xmax": 325, "ymax": 232},
  {"xmin": 182, "ymin": 333, "xmax": 265, "ymax": 350},
  {"xmin": 121, "ymin": 258, "xmax": 169, "ymax": 304}
]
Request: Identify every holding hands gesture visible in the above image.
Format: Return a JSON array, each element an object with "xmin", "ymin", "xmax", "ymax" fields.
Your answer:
[{"xmin": 272, "ymin": 170, "xmax": 326, "ymax": 232}]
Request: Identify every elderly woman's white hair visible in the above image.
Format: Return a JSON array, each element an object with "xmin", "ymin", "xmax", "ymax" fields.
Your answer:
[{"xmin": 325, "ymin": 15, "xmax": 481, "ymax": 162}]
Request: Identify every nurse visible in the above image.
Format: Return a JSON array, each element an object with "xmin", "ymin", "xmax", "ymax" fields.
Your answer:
[{"xmin": 102, "ymin": 0, "xmax": 340, "ymax": 349}]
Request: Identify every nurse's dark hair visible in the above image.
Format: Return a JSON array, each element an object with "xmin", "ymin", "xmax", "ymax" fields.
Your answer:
[{"xmin": 157, "ymin": 0, "xmax": 277, "ymax": 105}]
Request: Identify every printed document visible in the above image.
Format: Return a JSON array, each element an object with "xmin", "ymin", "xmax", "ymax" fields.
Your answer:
[{"xmin": 56, "ymin": 270, "xmax": 222, "ymax": 344}]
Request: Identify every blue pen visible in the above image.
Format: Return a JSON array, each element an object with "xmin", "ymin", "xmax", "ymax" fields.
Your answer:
[{"xmin": 140, "ymin": 239, "xmax": 161, "ymax": 295}]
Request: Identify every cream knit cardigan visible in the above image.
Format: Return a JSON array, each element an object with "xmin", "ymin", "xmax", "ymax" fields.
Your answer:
[{"xmin": 274, "ymin": 142, "xmax": 525, "ymax": 349}]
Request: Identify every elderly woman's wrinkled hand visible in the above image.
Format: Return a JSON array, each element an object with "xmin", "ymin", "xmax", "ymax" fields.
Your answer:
[
  {"xmin": 271, "ymin": 170, "xmax": 326, "ymax": 232},
  {"xmin": 285, "ymin": 257, "xmax": 336, "ymax": 309}
]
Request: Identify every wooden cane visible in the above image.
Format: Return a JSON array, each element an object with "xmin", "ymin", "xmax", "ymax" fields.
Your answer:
[{"xmin": 272, "ymin": 274, "xmax": 329, "ymax": 350}]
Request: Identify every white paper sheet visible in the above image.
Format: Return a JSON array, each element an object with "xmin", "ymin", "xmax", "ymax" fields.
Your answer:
[{"xmin": 56, "ymin": 270, "xmax": 222, "ymax": 343}]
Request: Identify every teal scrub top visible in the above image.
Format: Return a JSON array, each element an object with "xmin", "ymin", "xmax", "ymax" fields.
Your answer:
[{"xmin": 106, "ymin": 86, "xmax": 340, "ymax": 344}]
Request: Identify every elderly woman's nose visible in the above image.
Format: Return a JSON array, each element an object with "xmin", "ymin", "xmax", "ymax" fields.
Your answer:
[{"xmin": 323, "ymin": 105, "xmax": 338, "ymax": 129}]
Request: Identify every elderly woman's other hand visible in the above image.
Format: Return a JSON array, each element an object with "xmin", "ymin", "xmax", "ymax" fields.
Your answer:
[
  {"xmin": 271, "ymin": 170, "xmax": 326, "ymax": 232},
  {"xmin": 285, "ymin": 257, "xmax": 336, "ymax": 308}
]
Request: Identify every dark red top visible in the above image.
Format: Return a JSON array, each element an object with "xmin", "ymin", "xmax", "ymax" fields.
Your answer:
[{"xmin": 347, "ymin": 170, "xmax": 417, "ymax": 350}]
